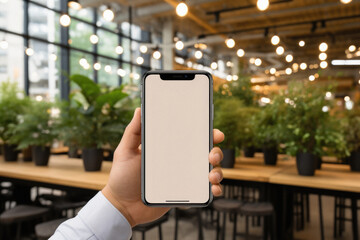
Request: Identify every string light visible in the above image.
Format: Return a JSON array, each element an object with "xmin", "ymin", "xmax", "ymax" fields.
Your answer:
[
  {"xmin": 153, "ymin": 49, "xmax": 161, "ymax": 60},
  {"xmin": 319, "ymin": 53, "xmax": 327, "ymax": 61},
  {"xmin": 299, "ymin": 40, "xmax": 305, "ymax": 47},
  {"xmin": 249, "ymin": 58, "xmax": 256, "ymax": 64},
  {"xmin": 325, "ymin": 92, "xmax": 332, "ymax": 99},
  {"xmin": 25, "ymin": 47, "xmax": 34, "ymax": 56},
  {"xmin": 210, "ymin": 62, "xmax": 217, "ymax": 70},
  {"xmin": 257, "ymin": 0, "xmax": 269, "ymax": 11},
  {"xmin": 90, "ymin": 34, "xmax": 99, "ymax": 44},
  {"xmin": 115, "ymin": 46, "xmax": 123, "ymax": 55},
  {"xmin": 194, "ymin": 50, "xmax": 203, "ymax": 59},
  {"xmin": 133, "ymin": 73, "xmax": 140, "ymax": 80},
  {"xmin": 344, "ymin": 96, "xmax": 350, "ymax": 101},
  {"xmin": 140, "ymin": 45, "xmax": 148, "ymax": 53},
  {"xmin": 292, "ymin": 63, "xmax": 299, "ymax": 71},
  {"xmin": 79, "ymin": 57, "xmax": 87, "ymax": 66},
  {"xmin": 117, "ymin": 68, "xmax": 126, "ymax": 77},
  {"xmin": 50, "ymin": 53, "xmax": 57, "ymax": 61},
  {"xmin": 68, "ymin": 0, "xmax": 81, "ymax": 10},
  {"xmin": 226, "ymin": 75, "xmax": 232, "ymax": 81},
  {"xmin": 136, "ymin": 56, "xmax": 144, "ymax": 65},
  {"xmin": 271, "ymin": 35, "xmax": 280, "ymax": 45},
  {"xmin": 103, "ymin": 6, "xmax": 114, "ymax": 22},
  {"xmin": 237, "ymin": 49, "xmax": 245, "ymax": 57},
  {"xmin": 285, "ymin": 54, "xmax": 293, "ymax": 62},
  {"xmin": 285, "ymin": 68, "xmax": 292, "ymax": 75},
  {"xmin": 175, "ymin": 40, "xmax": 184, "ymax": 50},
  {"xmin": 176, "ymin": 1, "xmax": 188, "ymax": 17},
  {"xmin": 320, "ymin": 61, "xmax": 328, "ymax": 69},
  {"xmin": 270, "ymin": 68, "xmax": 276, "ymax": 74},
  {"xmin": 104, "ymin": 65, "xmax": 112, "ymax": 73},
  {"xmin": 59, "ymin": 14, "xmax": 71, "ymax": 27},
  {"xmin": 319, "ymin": 42, "xmax": 328, "ymax": 52},
  {"xmin": 300, "ymin": 63, "xmax": 307, "ymax": 70},
  {"xmin": 309, "ymin": 75, "xmax": 315, "ymax": 81},
  {"xmin": 349, "ymin": 45, "xmax": 356, "ymax": 52},
  {"xmin": 340, "ymin": 0, "xmax": 352, "ymax": 4},
  {"xmin": 232, "ymin": 75, "xmax": 239, "ymax": 81},
  {"xmin": 276, "ymin": 46, "xmax": 284, "ymax": 55},
  {"xmin": 225, "ymin": 37, "xmax": 235, "ymax": 48},
  {"xmin": 254, "ymin": 58, "xmax": 262, "ymax": 66},
  {"xmin": 0, "ymin": 39, "xmax": 8, "ymax": 49},
  {"xmin": 94, "ymin": 62, "xmax": 101, "ymax": 70}
]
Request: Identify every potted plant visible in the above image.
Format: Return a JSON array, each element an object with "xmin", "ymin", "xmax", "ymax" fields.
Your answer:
[
  {"xmin": 279, "ymin": 82, "xmax": 343, "ymax": 176},
  {"xmin": 0, "ymin": 81, "xmax": 29, "ymax": 161},
  {"xmin": 214, "ymin": 98, "xmax": 243, "ymax": 168},
  {"xmin": 253, "ymin": 99, "xmax": 284, "ymax": 165},
  {"xmin": 238, "ymin": 107, "xmax": 260, "ymax": 157},
  {"xmin": 343, "ymin": 107, "xmax": 360, "ymax": 171},
  {"xmin": 9, "ymin": 100, "xmax": 58, "ymax": 166},
  {"xmin": 68, "ymin": 74, "xmax": 129, "ymax": 171}
]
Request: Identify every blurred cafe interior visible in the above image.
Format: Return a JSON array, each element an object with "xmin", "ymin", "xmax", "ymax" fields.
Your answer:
[{"xmin": 1, "ymin": 0, "xmax": 360, "ymax": 239}]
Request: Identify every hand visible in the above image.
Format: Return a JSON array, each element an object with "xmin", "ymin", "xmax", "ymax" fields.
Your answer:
[{"xmin": 102, "ymin": 108, "xmax": 225, "ymax": 227}]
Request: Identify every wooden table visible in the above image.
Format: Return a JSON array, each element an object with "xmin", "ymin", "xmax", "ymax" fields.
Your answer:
[{"xmin": 0, "ymin": 155, "xmax": 111, "ymax": 190}]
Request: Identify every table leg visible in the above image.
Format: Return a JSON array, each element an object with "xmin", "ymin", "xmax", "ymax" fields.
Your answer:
[
  {"xmin": 351, "ymin": 198, "xmax": 358, "ymax": 240},
  {"xmin": 318, "ymin": 195, "xmax": 324, "ymax": 240}
]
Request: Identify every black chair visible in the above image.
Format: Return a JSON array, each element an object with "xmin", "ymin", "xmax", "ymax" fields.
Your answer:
[
  {"xmin": 0, "ymin": 205, "xmax": 50, "ymax": 240},
  {"xmin": 293, "ymin": 192, "xmax": 310, "ymax": 231},
  {"xmin": 35, "ymin": 218, "xmax": 67, "ymax": 240},
  {"xmin": 239, "ymin": 202, "xmax": 276, "ymax": 240},
  {"xmin": 213, "ymin": 198, "xmax": 243, "ymax": 240},
  {"xmin": 133, "ymin": 214, "xmax": 169, "ymax": 240},
  {"xmin": 174, "ymin": 208, "xmax": 204, "ymax": 240}
]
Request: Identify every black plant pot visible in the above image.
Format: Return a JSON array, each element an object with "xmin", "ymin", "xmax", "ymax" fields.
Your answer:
[
  {"xmin": 221, "ymin": 149, "xmax": 235, "ymax": 168},
  {"xmin": 32, "ymin": 146, "xmax": 50, "ymax": 166},
  {"xmin": 296, "ymin": 152, "xmax": 316, "ymax": 176},
  {"xmin": 263, "ymin": 147, "xmax": 278, "ymax": 165},
  {"xmin": 22, "ymin": 147, "xmax": 32, "ymax": 162},
  {"xmin": 68, "ymin": 146, "xmax": 79, "ymax": 158},
  {"xmin": 3, "ymin": 144, "xmax": 19, "ymax": 162},
  {"xmin": 315, "ymin": 156, "xmax": 322, "ymax": 170},
  {"xmin": 349, "ymin": 150, "xmax": 360, "ymax": 172},
  {"xmin": 82, "ymin": 148, "xmax": 103, "ymax": 172},
  {"xmin": 243, "ymin": 147, "xmax": 255, "ymax": 158}
]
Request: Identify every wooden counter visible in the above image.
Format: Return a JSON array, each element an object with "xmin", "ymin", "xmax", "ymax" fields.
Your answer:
[{"xmin": 0, "ymin": 155, "xmax": 111, "ymax": 190}]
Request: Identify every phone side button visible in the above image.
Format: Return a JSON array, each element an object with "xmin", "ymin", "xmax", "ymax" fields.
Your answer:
[{"xmin": 212, "ymin": 104, "xmax": 214, "ymax": 120}]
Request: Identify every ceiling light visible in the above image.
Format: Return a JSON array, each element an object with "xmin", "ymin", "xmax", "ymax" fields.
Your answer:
[
  {"xmin": 300, "ymin": 62, "xmax": 307, "ymax": 70},
  {"xmin": 176, "ymin": 1, "xmax": 188, "ymax": 17},
  {"xmin": 153, "ymin": 49, "xmax": 161, "ymax": 60},
  {"xmin": 309, "ymin": 75, "xmax": 315, "ymax": 81},
  {"xmin": 237, "ymin": 48, "xmax": 245, "ymax": 57},
  {"xmin": 340, "ymin": 0, "xmax": 352, "ymax": 4},
  {"xmin": 320, "ymin": 61, "xmax": 328, "ymax": 69},
  {"xmin": 0, "ymin": 39, "xmax": 8, "ymax": 49},
  {"xmin": 270, "ymin": 68, "xmax": 276, "ymax": 74},
  {"xmin": 104, "ymin": 65, "xmax": 112, "ymax": 73},
  {"xmin": 285, "ymin": 54, "xmax": 293, "ymax": 62},
  {"xmin": 225, "ymin": 37, "xmax": 235, "ymax": 48},
  {"xmin": 257, "ymin": 0, "xmax": 269, "ymax": 11},
  {"xmin": 59, "ymin": 14, "xmax": 71, "ymax": 27},
  {"xmin": 117, "ymin": 68, "xmax": 126, "ymax": 77},
  {"xmin": 276, "ymin": 46, "xmax": 284, "ymax": 55},
  {"xmin": 136, "ymin": 56, "xmax": 144, "ymax": 65},
  {"xmin": 271, "ymin": 35, "xmax": 280, "ymax": 45},
  {"xmin": 255, "ymin": 58, "xmax": 262, "ymax": 66},
  {"xmin": 115, "ymin": 46, "xmax": 123, "ymax": 55},
  {"xmin": 68, "ymin": 0, "xmax": 81, "ymax": 10},
  {"xmin": 194, "ymin": 50, "xmax": 203, "ymax": 59},
  {"xmin": 349, "ymin": 45, "xmax": 356, "ymax": 52},
  {"xmin": 103, "ymin": 6, "xmax": 114, "ymax": 22},
  {"xmin": 90, "ymin": 34, "xmax": 99, "ymax": 44},
  {"xmin": 319, "ymin": 52, "xmax": 327, "ymax": 61},
  {"xmin": 210, "ymin": 62, "xmax": 217, "ymax": 70},
  {"xmin": 93, "ymin": 62, "xmax": 101, "ymax": 70},
  {"xmin": 299, "ymin": 40, "xmax": 305, "ymax": 47},
  {"xmin": 344, "ymin": 96, "xmax": 350, "ymax": 101},
  {"xmin": 319, "ymin": 42, "xmax": 328, "ymax": 52},
  {"xmin": 25, "ymin": 47, "xmax": 34, "ymax": 56},
  {"xmin": 139, "ymin": 45, "xmax": 148, "ymax": 53},
  {"xmin": 175, "ymin": 40, "xmax": 184, "ymax": 50},
  {"xmin": 331, "ymin": 59, "xmax": 360, "ymax": 65},
  {"xmin": 285, "ymin": 68, "xmax": 292, "ymax": 75}
]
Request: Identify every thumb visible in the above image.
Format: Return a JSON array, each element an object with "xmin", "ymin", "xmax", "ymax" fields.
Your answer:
[{"xmin": 119, "ymin": 108, "xmax": 141, "ymax": 151}]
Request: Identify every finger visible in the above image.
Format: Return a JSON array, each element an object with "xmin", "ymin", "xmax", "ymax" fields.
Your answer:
[
  {"xmin": 211, "ymin": 184, "xmax": 223, "ymax": 196},
  {"xmin": 118, "ymin": 108, "xmax": 141, "ymax": 151},
  {"xmin": 213, "ymin": 129, "xmax": 224, "ymax": 145},
  {"xmin": 209, "ymin": 147, "xmax": 223, "ymax": 166},
  {"xmin": 209, "ymin": 167, "xmax": 223, "ymax": 184}
]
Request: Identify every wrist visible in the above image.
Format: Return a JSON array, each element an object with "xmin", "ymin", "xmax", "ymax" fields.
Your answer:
[{"xmin": 102, "ymin": 186, "xmax": 136, "ymax": 227}]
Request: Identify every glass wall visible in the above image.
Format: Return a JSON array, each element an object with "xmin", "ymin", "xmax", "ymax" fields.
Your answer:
[{"xmin": 0, "ymin": 0, "xmax": 152, "ymax": 100}]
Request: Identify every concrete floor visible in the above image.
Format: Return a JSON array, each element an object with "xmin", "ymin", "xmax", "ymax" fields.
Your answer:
[{"xmin": 131, "ymin": 195, "xmax": 356, "ymax": 240}]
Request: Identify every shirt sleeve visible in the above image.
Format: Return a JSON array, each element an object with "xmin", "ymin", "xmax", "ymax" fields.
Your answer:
[{"xmin": 50, "ymin": 191, "xmax": 132, "ymax": 240}]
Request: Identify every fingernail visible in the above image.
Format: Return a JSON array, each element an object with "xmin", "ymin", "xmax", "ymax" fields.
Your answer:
[
  {"xmin": 213, "ymin": 153, "xmax": 221, "ymax": 164},
  {"xmin": 214, "ymin": 172, "xmax": 221, "ymax": 182}
]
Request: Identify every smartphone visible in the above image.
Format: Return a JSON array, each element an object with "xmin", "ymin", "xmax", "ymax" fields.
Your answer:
[{"xmin": 141, "ymin": 70, "xmax": 213, "ymax": 206}]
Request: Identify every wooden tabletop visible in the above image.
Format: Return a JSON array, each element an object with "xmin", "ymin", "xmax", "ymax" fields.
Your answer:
[{"xmin": 0, "ymin": 155, "xmax": 111, "ymax": 190}]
